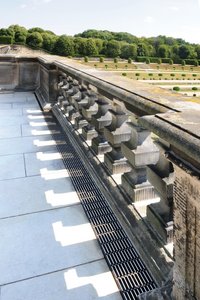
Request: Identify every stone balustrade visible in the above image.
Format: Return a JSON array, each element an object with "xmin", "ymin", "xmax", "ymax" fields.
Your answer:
[{"xmin": 1, "ymin": 55, "xmax": 200, "ymax": 299}]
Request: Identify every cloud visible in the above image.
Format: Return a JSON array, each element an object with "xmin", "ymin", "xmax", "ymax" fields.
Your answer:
[
  {"xmin": 198, "ymin": 0, "xmax": 200, "ymax": 7},
  {"xmin": 169, "ymin": 6, "xmax": 179, "ymax": 11},
  {"xmin": 20, "ymin": 4, "xmax": 27, "ymax": 8},
  {"xmin": 144, "ymin": 16, "xmax": 155, "ymax": 23}
]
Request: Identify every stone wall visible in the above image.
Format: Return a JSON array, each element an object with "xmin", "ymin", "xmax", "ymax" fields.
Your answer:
[
  {"xmin": 0, "ymin": 56, "xmax": 39, "ymax": 91},
  {"xmin": 173, "ymin": 164, "xmax": 200, "ymax": 300},
  {"xmin": 35, "ymin": 60, "xmax": 58, "ymax": 108}
]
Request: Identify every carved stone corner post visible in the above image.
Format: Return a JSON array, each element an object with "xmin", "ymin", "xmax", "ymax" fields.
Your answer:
[
  {"xmin": 121, "ymin": 115, "xmax": 159, "ymax": 202},
  {"xmin": 36, "ymin": 63, "xmax": 58, "ymax": 110},
  {"xmin": 81, "ymin": 89, "xmax": 98, "ymax": 142},
  {"xmin": 103, "ymin": 100, "xmax": 132, "ymax": 174},
  {"xmin": 91, "ymin": 96, "xmax": 112, "ymax": 156},
  {"xmin": 146, "ymin": 141, "xmax": 174, "ymax": 244}
]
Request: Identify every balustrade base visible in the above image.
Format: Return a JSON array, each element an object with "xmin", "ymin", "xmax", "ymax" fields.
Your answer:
[
  {"xmin": 104, "ymin": 126, "xmax": 131, "ymax": 147},
  {"xmin": 82, "ymin": 105, "xmax": 98, "ymax": 121},
  {"xmin": 91, "ymin": 136, "xmax": 112, "ymax": 155},
  {"xmin": 147, "ymin": 203, "xmax": 173, "ymax": 244},
  {"xmin": 35, "ymin": 89, "xmax": 51, "ymax": 111},
  {"xmin": 74, "ymin": 117, "xmax": 88, "ymax": 129},
  {"xmin": 122, "ymin": 142, "xmax": 159, "ymax": 168},
  {"xmin": 91, "ymin": 113, "xmax": 112, "ymax": 131},
  {"xmin": 147, "ymin": 166, "xmax": 174, "ymax": 205},
  {"xmin": 104, "ymin": 151, "xmax": 131, "ymax": 175},
  {"xmin": 122, "ymin": 172, "xmax": 157, "ymax": 202},
  {"xmin": 82, "ymin": 125, "xmax": 98, "ymax": 141}
]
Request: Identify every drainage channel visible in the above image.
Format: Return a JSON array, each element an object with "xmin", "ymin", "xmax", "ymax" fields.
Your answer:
[{"xmin": 49, "ymin": 107, "xmax": 157, "ymax": 300}]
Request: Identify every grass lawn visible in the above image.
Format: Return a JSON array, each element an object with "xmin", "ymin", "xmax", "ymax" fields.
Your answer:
[
  {"xmin": 80, "ymin": 59, "xmax": 200, "ymax": 98},
  {"xmin": 81, "ymin": 60, "xmax": 200, "ymax": 72}
]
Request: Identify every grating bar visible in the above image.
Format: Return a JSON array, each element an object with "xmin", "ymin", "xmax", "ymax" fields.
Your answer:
[{"xmin": 48, "ymin": 108, "xmax": 157, "ymax": 300}]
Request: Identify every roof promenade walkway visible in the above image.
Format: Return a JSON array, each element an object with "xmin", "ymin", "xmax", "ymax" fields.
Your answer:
[{"xmin": 0, "ymin": 91, "xmax": 122, "ymax": 300}]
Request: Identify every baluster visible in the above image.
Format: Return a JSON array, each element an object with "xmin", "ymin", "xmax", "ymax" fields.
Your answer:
[
  {"xmin": 81, "ymin": 90, "xmax": 98, "ymax": 142},
  {"xmin": 91, "ymin": 96, "xmax": 112, "ymax": 156},
  {"xmin": 146, "ymin": 141, "xmax": 174, "ymax": 244},
  {"xmin": 103, "ymin": 100, "xmax": 132, "ymax": 175},
  {"xmin": 121, "ymin": 115, "xmax": 159, "ymax": 203}
]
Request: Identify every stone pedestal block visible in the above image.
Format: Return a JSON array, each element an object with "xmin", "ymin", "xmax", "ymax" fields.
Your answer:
[
  {"xmin": 74, "ymin": 116, "xmax": 88, "ymax": 129},
  {"xmin": 74, "ymin": 96, "xmax": 88, "ymax": 110},
  {"xmin": 82, "ymin": 125, "xmax": 98, "ymax": 141},
  {"xmin": 92, "ymin": 135, "xmax": 112, "ymax": 156},
  {"xmin": 68, "ymin": 110, "xmax": 80, "ymax": 124},
  {"xmin": 104, "ymin": 149, "xmax": 131, "ymax": 175},
  {"xmin": 122, "ymin": 142, "xmax": 159, "ymax": 168},
  {"xmin": 91, "ymin": 112, "xmax": 112, "ymax": 131},
  {"xmin": 104, "ymin": 124, "xmax": 131, "ymax": 148},
  {"xmin": 82, "ymin": 103, "xmax": 98, "ymax": 121},
  {"xmin": 147, "ymin": 166, "xmax": 174, "ymax": 205},
  {"xmin": 147, "ymin": 203, "xmax": 173, "ymax": 244},
  {"xmin": 122, "ymin": 171, "xmax": 157, "ymax": 202}
]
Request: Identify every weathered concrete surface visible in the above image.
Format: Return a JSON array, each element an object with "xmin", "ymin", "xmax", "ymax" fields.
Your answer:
[
  {"xmin": 0, "ymin": 56, "xmax": 39, "ymax": 90},
  {"xmin": 0, "ymin": 92, "xmax": 121, "ymax": 300},
  {"xmin": 172, "ymin": 163, "xmax": 200, "ymax": 300}
]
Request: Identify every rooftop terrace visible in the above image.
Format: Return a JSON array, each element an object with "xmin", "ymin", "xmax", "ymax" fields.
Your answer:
[
  {"xmin": 1, "ymin": 54, "xmax": 200, "ymax": 299},
  {"xmin": 0, "ymin": 92, "xmax": 122, "ymax": 300}
]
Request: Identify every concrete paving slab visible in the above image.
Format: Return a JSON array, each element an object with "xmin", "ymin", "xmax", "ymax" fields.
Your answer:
[
  {"xmin": 0, "ymin": 154, "xmax": 25, "ymax": 180},
  {"xmin": 0, "ymin": 136, "xmax": 62, "ymax": 156},
  {"xmin": 0, "ymin": 125, "xmax": 21, "ymax": 139},
  {"xmin": 22, "ymin": 108, "xmax": 43, "ymax": 115},
  {"xmin": 0, "ymin": 115, "xmax": 29, "ymax": 126},
  {"xmin": 0, "ymin": 92, "xmax": 122, "ymax": 299},
  {"xmin": 0, "ymin": 103, "xmax": 12, "ymax": 109},
  {"xmin": 22, "ymin": 124, "xmax": 60, "ymax": 137},
  {"xmin": 13, "ymin": 102, "xmax": 40, "ymax": 109},
  {"xmin": 0, "ymin": 205, "xmax": 103, "ymax": 285},
  {"xmin": 0, "ymin": 96, "xmax": 27, "ymax": 103},
  {"xmin": 0, "ymin": 109, "xmax": 22, "ymax": 116},
  {"xmin": 1, "ymin": 260, "xmax": 121, "ymax": 300},
  {"xmin": 24, "ymin": 151, "xmax": 66, "ymax": 176},
  {"xmin": 0, "ymin": 175, "xmax": 80, "ymax": 218},
  {"xmin": 0, "ymin": 114, "xmax": 53, "ymax": 127},
  {"xmin": 0, "ymin": 93, "xmax": 14, "ymax": 100}
]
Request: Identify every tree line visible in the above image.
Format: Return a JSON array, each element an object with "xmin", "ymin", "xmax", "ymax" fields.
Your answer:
[{"xmin": 0, "ymin": 25, "xmax": 200, "ymax": 63}]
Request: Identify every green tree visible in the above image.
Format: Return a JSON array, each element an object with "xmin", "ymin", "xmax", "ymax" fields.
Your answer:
[
  {"xmin": 105, "ymin": 40, "xmax": 121, "ymax": 57},
  {"xmin": 195, "ymin": 45, "xmax": 200, "ymax": 59},
  {"xmin": 75, "ymin": 29, "xmax": 113, "ymax": 40},
  {"xmin": 85, "ymin": 38, "xmax": 98, "ymax": 56},
  {"xmin": 28, "ymin": 27, "xmax": 45, "ymax": 33},
  {"xmin": 94, "ymin": 38, "xmax": 103, "ymax": 54},
  {"xmin": 26, "ymin": 32, "xmax": 43, "ymax": 48},
  {"xmin": 8, "ymin": 25, "xmax": 27, "ymax": 44},
  {"xmin": 121, "ymin": 43, "xmax": 137, "ymax": 59},
  {"xmin": 0, "ymin": 28, "xmax": 14, "ymax": 42},
  {"xmin": 178, "ymin": 44, "xmax": 196, "ymax": 59},
  {"xmin": 15, "ymin": 31, "xmax": 27, "ymax": 44},
  {"xmin": 137, "ymin": 43, "xmax": 149, "ymax": 56},
  {"xmin": 157, "ymin": 44, "xmax": 171, "ymax": 58},
  {"xmin": 53, "ymin": 35, "xmax": 74, "ymax": 56},
  {"xmin": 41, "ymin": 33, "xmax": 57, "ymax": 52},
  {"xmin": 74, "ymin": 37, "xmax": 87, "ymax": 56},
  {"xmin": 113, "ymin": 32, "xmax": 138, "ymax": 44}
]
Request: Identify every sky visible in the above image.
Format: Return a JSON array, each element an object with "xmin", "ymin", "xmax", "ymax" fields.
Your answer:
[{"xmin": 1, "ymin": 0, "xmax": 200, "ymax": 44}]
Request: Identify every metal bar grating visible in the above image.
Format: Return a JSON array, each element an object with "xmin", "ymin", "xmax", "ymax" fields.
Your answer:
[{"xmin": 48, "ymin": 107, "xmax": 157, "ymax": 300}]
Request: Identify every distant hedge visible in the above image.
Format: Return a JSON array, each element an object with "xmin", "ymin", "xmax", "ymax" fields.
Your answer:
[
  {"xmin": 184, "ymin": 59, "xmax": 199, "ymax": 66},
  {"xmin": 0, "ymin": 36, "xmax": 12, "ymax": 44},
  {"xmin": 135, "ymin": 56, "xmax": 200, "ymax": 66},
  {"xmin": 136, "ymin": 56, "xmax": 174, "ymax": 64}
]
